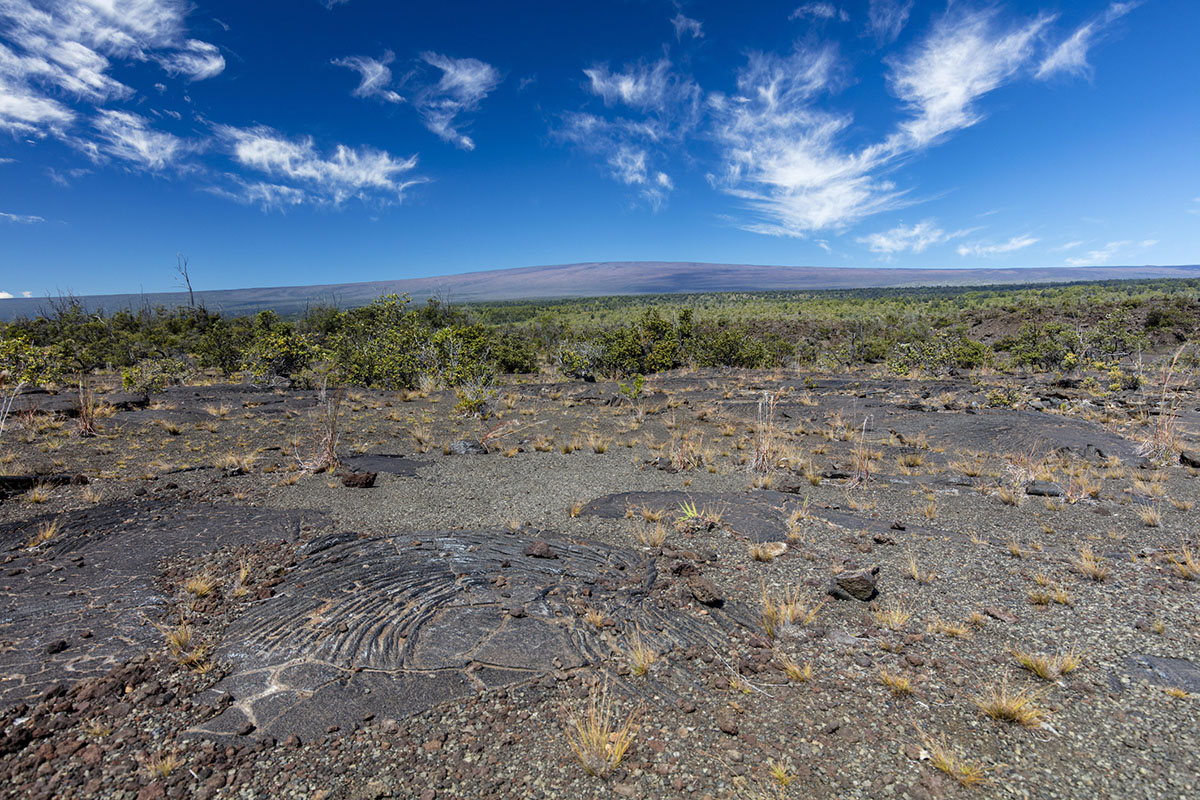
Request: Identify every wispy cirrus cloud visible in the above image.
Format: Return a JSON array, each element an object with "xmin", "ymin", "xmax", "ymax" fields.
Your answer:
[
  {"xmin": 1037, "ymin": 2, "xmax": 1139, "ymax": 80},
  {"xmin": 332, "ymin": 51, "xmax": 405, "ymax": 104},
  {"xmin": 712, "ymin": 7, "xmax": 1063, "ymax": 237},
  {"xmin": 415, "ymin": 53, "xmax": 501, "ymax": 150},
  {"xmin": 1064, "ymin": 238, "xmax": 1155, "ymax": 266},
  {"xmin": 0, "ymin": 211, "xmax": 44, "ymax": 224},
  {"xmin": 89, "ymin": 109, "xmax": 195, "ymax": 170},
  {"xmin": 887, "ymin": 8, "xmax": 1051, "ymax": 149},
  {"xmin": 866, "ymin": 0, "xmax": 913, "ymax": 44},
  {"xmin": 790, "ymin": 4, "xmax": 847, "ymax": 23},
  {"xmin": 214, "ymin": 124, "xmax": 422, "ymax": 208},
  {"xmin": 956, "ymin": 234, "xmax": 1039, "ymax": 258},
  {"xmin": 671, "ymin": 14, "xmax": 703, "ymax": 40},
  {"xmin": 1050, "ymin": 240, "xmax": 1084, "ymax": 252},
  {"xmin": 858, "ymin": 219, "xmax": 970, "ymax": 255},
  {"xmin": 562, "ymin": 57, "xmax": 700, "ymax": 209},
  {"xmin": 0, "ymin": 0, "xmax": 223, "ymax": 138},
  {"xmin": 710, "ymin": 45, "xmax": 907, "ymax": 235}
]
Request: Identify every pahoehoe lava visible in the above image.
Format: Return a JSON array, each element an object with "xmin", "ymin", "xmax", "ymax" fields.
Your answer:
[{"xmin": 188, "ymin": 530, "xmax": 744, "ymax": 741}]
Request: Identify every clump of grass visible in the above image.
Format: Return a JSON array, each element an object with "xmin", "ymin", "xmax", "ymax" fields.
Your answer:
[
  {"xmin": 776, "ymin": 652, "xmax": 813, "ymax": 682},
  {"xmin": 1163, "ymin": 686, "xmax": 1193, "ymax": 700},
  {"xmin": 1169, "ymin": 544, "xmax": 1198, "ymax": 580},
  {"xmin": 1011, "ymin": 648, "xmax": 1083, "ymax": 681},
  {"xmin": 767, "ymin": 760, "xmax": 794, "ymax": 788},
  {"xmin": 25, "ymin": 517, "xmax": 60, "ymax": 549},
  {"xmin": 760, "ymin": 584, "xmax": 820, "ymax": 638},
  {"xmin": 143, "ymin": 752, "xmax": 180, "ymax": 780},
  {"xmin": 975, "ymin": 677, "xmax": 1050, "ymax": 727},
  {"xmin": 638, "ymin": 504, "xmax": 665, "ymax": 523},
  {"xmin": 583, "ymin": 608, "xmax": 607, "ymax": 629},
  {"xmin": 185, "ymin": 572, "xmax": 219, "ymax": 598},
  {"xmin": 1138, "ymin": 504, "xmax": 1162, "ymax": 528},
  {"xmin": 216, "ymin": 451, "xmax": 256, "ymax": 474},
  {"xmin": 927, "ymin": 618, "xmax": 970, "ymax": 638},
  {"xmin": 567, "ymin": 501, "xmax": 584, "ymax": 518},
  {"xmin": 905, "ymin": 550, "xmax": 935, "ymax": 584},
  {"xmin": 915, "ymin": 727, "xmax": 992, "ymax": 787},
  {"xmin": 1072, "ymin": 547, "xmax": 1110, "ymax": 581},
  {"xmin": 626, "ymin": 628, "xmax": 659, "ymax": 676},
  {"xmin": 871, "ymin": 599, "xmax": 912, "ymax": 632},
  {"xmin": 564, "ymin": 682, "xmax": 639, "ymax": 777},
  {"xmin": 878, "ymin": 667, "xmax": 914, "ymax": 696},
  {"xmin": 636, "ymin": 523, "xmax": 667, "ymax": 548},
  {"xmin": 26, "ymin": 482, "xmax": 51, "ymax": 504},
  {"xmin": 996, "ymin": 486, "xmax": 1020, "ymax": 506}
]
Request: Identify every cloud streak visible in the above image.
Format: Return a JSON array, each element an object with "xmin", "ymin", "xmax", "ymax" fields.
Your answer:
[
  {"xmin": 858, "ymin": 219, "xmax": 969, "ymax": 255},
  {"xmin": 0, "ymin": 1, "xmax": 223, "ymax": 136},
  {"xmin": 332, "ymin": 51, "xmax": 405, "ymax": 104},
  {"xmin": 215, "ymin": 124, "xmax": 422, "ymax": 207},
  {"xmin": 415, "ymin": 53, "xmax": 501, "ymax": 150},
  {"xmin": 0, "ymin": 211, "xmax": 45, "ymax": 223},
  {"xmin": 956, "ymin": 234, "xmax": 1039, "ymax": 258},
  {"xmin": 1037, "ymin": 2, "xmax": 1138, "ymax": 80}
]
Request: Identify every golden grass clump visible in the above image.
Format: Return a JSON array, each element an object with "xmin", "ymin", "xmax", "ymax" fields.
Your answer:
[
  {"xmin": 565, "ymin": 682, "xmax": 639, "ymax": 777},
  {"xmin": 975, "ymin": 677, "xmax": 1050, "ymax": 727}
]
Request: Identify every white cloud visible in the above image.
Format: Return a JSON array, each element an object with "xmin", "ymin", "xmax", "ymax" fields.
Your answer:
[
  {"xmin": 671, "ymin": 14, "xmax": 703, "ymax": 40},
  {"xmin": 0, "ymin": 211, "xmax": 45, "ymax": 223},
  {"xmin": 858, "ymin": 219, "xmax": 968, "ymax": 255},
  {"xmin": 91, "ymin": 109, "xmax": 192, "ymax": 170},
  {"xmin": 608, "ymin": 145, "xmax": 647, "ymax": 186},
  {"xmin": 216, "ymin": 124, "xmax": 421, "ymax": 207},
  {"xmin": 957, "ymin": 234, "xmax": 1039, "ymax": 257},
  {"xmin": 0, "ymin": 1, "xmax": 223, "ymax": 136},
  {"xmin": 0, "ymin": 291, "xmax": 13, "ymax": 299},
  {"xmin": 159, "ymin": 39, "xmax": 225, "ymax": 81},
  {"xmin": 332, "ymin": 51, "xmax": 405, "ymax": 104},
  {"xmin": 415, "ymin": 53, "xmax": 501, "ymax": 150},
  {"xmin": 1065, "ymin": 240, "xmax": 1129, "ymax": 266},
  {"xmin": 22, "ymin": 290, "xmax": 32, "ymax": 297},
  {"xmin": 583, "ymin": 58, "xmax": 698, "ymax": 114},
  {"xmin": 790, "ymin": 4, "xmax": 847, "ymax": 23},
  {"xmin": 888, "ymin": 9, "xmax": 1051, "ymax": 148},
  {"xmin": 562, "ymin": 58, "xmax": 699, "ymax": 209},
  {"xmin": 867, "ymin": 0, "xmax": 913, "ymax": 44},
  {"xmin": 711, "ymin": 45, "xmax": 908, "ymax": 235},
  {"xmin": 1050, "ymin": 240, "xmax": 1084, "ymax": 251},
  {"xmin": 1037, "ymin": 2, "xmax": 1138, "ymax": 80}
]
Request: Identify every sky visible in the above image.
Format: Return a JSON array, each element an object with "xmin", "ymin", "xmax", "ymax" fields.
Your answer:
[{"xmin": 0, "ymin": 0, "xmax": 1197, "ymax": 298}]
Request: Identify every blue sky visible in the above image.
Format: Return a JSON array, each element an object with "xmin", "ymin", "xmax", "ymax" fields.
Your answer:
[{"xmin": 1, "ymin": 0, "xmax": 1197, "ymax": 297}]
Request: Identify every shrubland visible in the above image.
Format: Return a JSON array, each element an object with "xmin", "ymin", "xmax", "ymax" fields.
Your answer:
[{"xmin": 1, "ymin": 278, "xmax": 1197, "ymax": 401}]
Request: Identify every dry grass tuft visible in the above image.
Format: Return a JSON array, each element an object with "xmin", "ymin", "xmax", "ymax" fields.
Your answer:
[
  {"xmin": 776, "ymin": 652, "xmax": 813, "ymax": 682},
  {"xmin": 25, "ymin": 517, "xmax": 60, "ymax": 549},
  {"xmin": 1169, "ymin": 544, "xmax": 1199, "ymax": 580},
  {"xmin": 1011, "ymin": 647, "xmax": 1082, "ymax": 681},
  {"xmin": 871, "ymin": 599, "xmax": 912, "ymax": 632},
  {"xmin": 626, "ymin": 628, "xmax": 659, "ymax": 676},
  {"xmin": 636, "ymin": 523, "xmax": 668, "ymax": 548},
  {"xmin": 143, "ymin": 752, "xmax": 180, "ymax": 780},
  {"xmin": 564, "ymin": 682, "xmax": 639, "ymax": 777},
  {"xmin": 1072, "ymin": 547, "xmax": 1110, "ymax": 581},
  {"xmin": 878, "ymin": 667, "xmax": 914, "ymax": 696},
  {"xmin": 760, "ymin": 584, "xmax": 820, "ymax": 638},
  {"xmin": 916, "ymin": 727, "xmax": 992, "ymax": 787},
  {"xmin": 975, "ymin": 677, "xmax": 1050, "ymax": 727}
]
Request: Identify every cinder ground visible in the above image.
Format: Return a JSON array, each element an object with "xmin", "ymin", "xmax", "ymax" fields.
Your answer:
[{"xmin": 0, "ymin": 367, "xmax": 1197, "ymax": 800}]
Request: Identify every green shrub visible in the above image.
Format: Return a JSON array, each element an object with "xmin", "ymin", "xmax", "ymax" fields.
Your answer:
[{"xmin": 121, "ymin": 356, "xmax": 191, "ymax": 394}]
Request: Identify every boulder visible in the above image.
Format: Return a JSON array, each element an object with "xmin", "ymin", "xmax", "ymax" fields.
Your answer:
[{"xmin": 828, "ymin": 565, "xmax": 879, "ymax": 602}]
